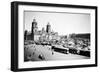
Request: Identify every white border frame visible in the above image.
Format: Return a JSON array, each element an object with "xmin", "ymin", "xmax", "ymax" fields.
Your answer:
[{"xmin": 18, "ymin": 5, "xmax": 96, "ymax": 68}]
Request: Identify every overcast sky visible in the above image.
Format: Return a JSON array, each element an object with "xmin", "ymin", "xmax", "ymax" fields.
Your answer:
[{"xmin": 24, "ymin": 11, "xmax": 90, "ymax": 35}]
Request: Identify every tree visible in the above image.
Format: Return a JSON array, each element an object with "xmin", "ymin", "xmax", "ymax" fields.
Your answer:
[{"xmin": 24, "ymin": 30, "xmax": 27, "ymax": 40}]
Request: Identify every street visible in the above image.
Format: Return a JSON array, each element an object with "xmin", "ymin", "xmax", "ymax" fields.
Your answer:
[{"xmin": 24, "ymin": 44, "xmax": 90, "ymax": 62}]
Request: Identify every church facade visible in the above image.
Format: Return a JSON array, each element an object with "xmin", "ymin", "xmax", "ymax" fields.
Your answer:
[{"xmin": 24, "ymin": 18, "xmax": 60, "ymax": 42}]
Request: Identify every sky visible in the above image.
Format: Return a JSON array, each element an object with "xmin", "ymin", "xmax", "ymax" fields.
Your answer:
[{"xmin": 24, "ymin": 11, "xmax": 90, "ymax": 35}]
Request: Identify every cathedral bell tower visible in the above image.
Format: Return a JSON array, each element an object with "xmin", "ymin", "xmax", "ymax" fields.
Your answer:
[
  {"xmin": 46, "ymin": 22, "xmax": 51, "ymax": 34},
  {"xmin": 31, "ymin": 18, "xmax": 38, "ymax": 40},
  {"xmin": 46, "ymin": 22, "xmax": 51, "ymax": 41}
]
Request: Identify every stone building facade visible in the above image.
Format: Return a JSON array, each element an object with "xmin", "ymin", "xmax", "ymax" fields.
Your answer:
[{"xmin": 24, "ymin": 18, "xmax": 60, "ymax": 42}]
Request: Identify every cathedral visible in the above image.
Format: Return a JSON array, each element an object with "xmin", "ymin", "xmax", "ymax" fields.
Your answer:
[{"xmin": 24, "ymin": 18, "xmax": 60, "ymax": 42}]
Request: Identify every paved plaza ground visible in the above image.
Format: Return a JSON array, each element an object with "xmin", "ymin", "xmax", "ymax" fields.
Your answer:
[{"xmin": 24, "ymin": 44, "xmax": 90, "ymax": 62}]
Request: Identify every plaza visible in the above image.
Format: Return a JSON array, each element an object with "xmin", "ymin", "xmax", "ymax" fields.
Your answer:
[{"xmin": 24, "ymin": 44, "xmax": 90, "ymax": 62}]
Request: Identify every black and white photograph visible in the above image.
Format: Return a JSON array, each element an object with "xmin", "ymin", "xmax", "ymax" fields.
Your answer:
[
  {"xmin": 24, "ymin": 11, "xmax": 91, "ymax": 62},
  {"xmin": 11, "ymin": 1, "xmax": 97, "ymax": 71}
]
